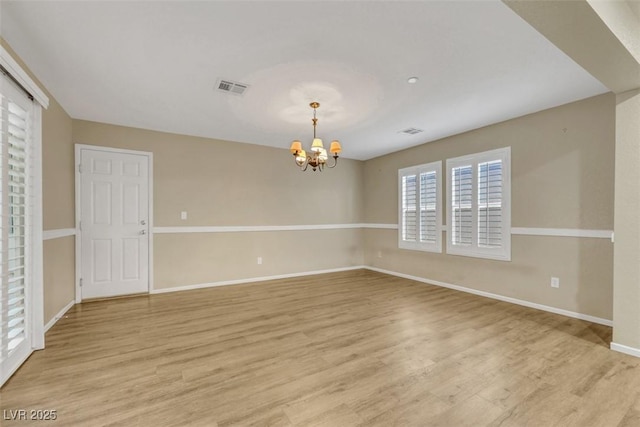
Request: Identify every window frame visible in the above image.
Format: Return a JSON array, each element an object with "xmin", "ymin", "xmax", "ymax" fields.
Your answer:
[
  {"xmin": 446, "ymin": 147, "xmax": 511, "ymax": 261},
  {"xmin": 398, "ymin": 160, "xmax": 442, "ymax": 253}
]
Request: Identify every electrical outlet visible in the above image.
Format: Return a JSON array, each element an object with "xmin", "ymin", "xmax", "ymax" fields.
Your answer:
[
  {"xmin": 180, "ymin": 211, "xmax": 187, "ymax": 220},
  {"xmin": 257, "ymin": 257, "xmax": 262, "ymax": 265},
  {"xmin": 551, "ymin": 277, "xmax": 560, "ymax": 288}
]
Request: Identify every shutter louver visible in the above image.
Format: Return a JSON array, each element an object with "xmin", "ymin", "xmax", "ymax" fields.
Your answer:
[
  {"xmin": 478, "ymin": 160, "xmax": 502, "ymax": 248},
  {"xmin": 401, "ymin": 174, "xmax": 417, "ymax": 242},
  {"xmin": 1, "ymin": 95, "xmax": 29, "ymax": 360},
  {"xmin": 451, "ymin": 165, "xmax": 472, "ymax": 246},
  {"xmin": 420, "ymin": 171, "xmax": 437, "ymax": 244}
]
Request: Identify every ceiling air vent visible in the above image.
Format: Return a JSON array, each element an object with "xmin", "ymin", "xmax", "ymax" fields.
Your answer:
[
  {"xmin": 216, "ymin": 79, "xmax": 249, "ymax": 96},
  {"xmin": 400, "ymin": 127, "xmax": 424, "ymax": 135}
]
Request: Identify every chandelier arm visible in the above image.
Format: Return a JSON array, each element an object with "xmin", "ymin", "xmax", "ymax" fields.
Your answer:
[
  {"xmin": 301, "ymin": 160, "xmax": 310, "ymax": 172},
  {"xmin": 327, "ymin": 156, "xmax": 339, "ymax": 169}
]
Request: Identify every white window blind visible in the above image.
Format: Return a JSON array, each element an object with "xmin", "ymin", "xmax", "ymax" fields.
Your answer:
[
  {"xmin": 401, "ymin": 174, "xmax": 418, "ymax": 242},
  {"xmin": 478, "ymin": 160, "xmax": 503, "ymax": 248},
  {"xmin": 446, "ymin": 147, "xmax": 510, "ymax": 261},
  {"xmin": 451, "ymin": 164, "xmax": 472, "ymax": 247},
  {"xmin": 0, "ymin": 70, "xmax": 43, "ymax": 387},
  {"xmin": 398, "ymin": 161, "xmax": 442, "ymax": 252},
  {"xmin": 420, "ymin": 171, "xmax": 438, "ymax": 244},
  {"xmin": 3, "ymin": 94, "xmax": 29, "ymax": 356}
]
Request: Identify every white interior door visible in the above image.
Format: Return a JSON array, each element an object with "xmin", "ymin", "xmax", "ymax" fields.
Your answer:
[{"xmin": 79, "ymin": 148, "xmax": 149, "ymax": 299}]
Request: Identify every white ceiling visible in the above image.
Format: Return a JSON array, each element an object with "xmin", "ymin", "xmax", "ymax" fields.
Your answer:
[{"xmin": 1, "ymin": 1, "xmax": 608, "ymax": 160}]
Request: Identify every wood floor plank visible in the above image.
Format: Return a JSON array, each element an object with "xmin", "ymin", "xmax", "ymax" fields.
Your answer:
[{"xmin": 1, "ymin": 270, "xmax": 637, "ymax": 426}]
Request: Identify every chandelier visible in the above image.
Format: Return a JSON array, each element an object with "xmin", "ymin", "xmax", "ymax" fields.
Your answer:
[{"xmin": 289, "ymin": 102, "xmax": 342, "ymax": 171}]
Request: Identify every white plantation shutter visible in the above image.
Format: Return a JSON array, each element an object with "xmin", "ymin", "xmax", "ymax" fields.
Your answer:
[
  {"xmin": 0, "ymin": 69, "xmax": 43, "ymax": 387},
  {"xmin": 398, "ymin": 161, "xmax": 442, "ymax": 252},
  {"xmin": 401, "ymin": 174, "xmax": 417, "ymax": 242},
  {"xmin": 4, "ymin": 97, "xmax": 29, "ymax": 355},
  {"xmin": 447, "ymin": 147, "xmax": 510, "ymax": 261},
  {"xmin": 478, "ymin": 160, "xmax": 503, "ymax": 248},
  {"xmin": 451, "ymin": 165, "xmax": 473, "ymax": 246},
  {"xmin": 420, "ymin": 171, "xmax": 437, "ymax": 244}
]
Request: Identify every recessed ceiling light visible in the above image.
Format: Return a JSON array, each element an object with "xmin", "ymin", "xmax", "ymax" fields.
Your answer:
[{"xmin": 407, "ymin": 77, "xmax": 419, "ymax": 84}]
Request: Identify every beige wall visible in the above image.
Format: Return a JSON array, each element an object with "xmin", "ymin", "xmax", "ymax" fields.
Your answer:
[
  {"xmin": 72, "ymin": 120, "xmax": 365, "ymax": 289},
  {"xmin": 363, "ymin": 93, "xmax": 615, "ymax": 320},
  {"xmin": 37, "ymin": 90, "xmax": 76, "ymax": 326},
  {"xmin": 155, "ymin": 230, "xmax": 362, "ymax": 290},
  {"xmin": 43, "ymin": 238, "xmax": 75, "ymax": 322},
  {"xmin": 42, "ymin": 98, "xmax": 75, "ymax": 230},
  {"xmin": 1, "ymin": 39, "xmax": 76, "ymax": 325},
  {"xmin": 613, "ymin": 89, "xmax": 640, "ymax": 347},
  {"xmin": 72, "ymin": 121, "xmax": 364, "ymax": 227},
  {"xmin": 504, "ymin": 0, "xmax": 640, "ymax": 354}
]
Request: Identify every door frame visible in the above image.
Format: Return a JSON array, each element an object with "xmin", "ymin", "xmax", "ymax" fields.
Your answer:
[{"xmin": 74, "ymin": 144, "xmax": 154, "ymax": 303}]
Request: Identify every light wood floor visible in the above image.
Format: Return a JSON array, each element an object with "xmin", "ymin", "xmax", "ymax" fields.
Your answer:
[{"xmin": 2, "ymin": 270, "xmax": 639, "ymax": 426}]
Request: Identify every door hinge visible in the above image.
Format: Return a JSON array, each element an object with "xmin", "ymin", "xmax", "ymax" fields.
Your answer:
[
  {"xmin": 78, "ymin": 163, "xmax": 82, "ymax": 173},
  {"xmin": 79, "ymin": 221, "xmax": 82, "ymax": 231},
  {"xmin": 79, "ymin": 278, "xmax": 83, "ymax": 287}
]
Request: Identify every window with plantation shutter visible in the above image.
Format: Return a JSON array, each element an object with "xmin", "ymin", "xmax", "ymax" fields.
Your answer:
[
  {"xmin": 398, "ymin": 161, "xmax": 442, "ymax": 252},
  {"xmin": 0, "ymin": 66, "xmax": 44, "ymax": 387},
  {"xmin": 446, "ymin": 147, "xmax": 510, "ymax": 261}
]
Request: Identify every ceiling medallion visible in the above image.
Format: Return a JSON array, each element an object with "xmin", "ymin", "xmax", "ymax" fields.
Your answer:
[{"xmin": 289, "ymin": 102, "xmax": 342, "ymax": 172}]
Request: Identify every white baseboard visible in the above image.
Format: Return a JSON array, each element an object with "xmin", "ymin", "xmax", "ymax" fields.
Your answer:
[
  {"xmin": 610, "ymin": 342, "xmax": 640, "ymax": 358},
  {"xmin": 150, "ymin": 265, "xmax": 367, "ymax": 295},
  {"xmin": 44, "ymin": 300, "xmax": 75, "ymax": 332},
  {"xmin": 364, "ymin": 266, "xmax": 613, "ymax": 327}
]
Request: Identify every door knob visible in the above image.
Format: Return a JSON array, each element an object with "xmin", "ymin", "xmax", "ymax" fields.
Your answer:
[
  {"xmin": 141, "ymin": 220, "xmax": 146, "ymax": 225},
  {"xmin": 140, "ymin": 230, "xmax": 146, "ymax": 235}
]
